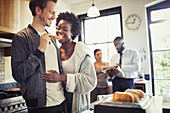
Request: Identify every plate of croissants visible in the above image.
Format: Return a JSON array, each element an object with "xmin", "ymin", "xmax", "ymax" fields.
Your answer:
[{"xmin": 98, "ymin": 89, "xmax": 152, "ymax": 108}]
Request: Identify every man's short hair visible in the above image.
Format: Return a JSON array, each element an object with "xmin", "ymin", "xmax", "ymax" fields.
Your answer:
[
  {"xmin": 114, "ymin": 36, "xmax": 123, "ymax": 42},
  {"xmin": 29, "ymin": 0, "xmax": 57, "ymax": 16}
]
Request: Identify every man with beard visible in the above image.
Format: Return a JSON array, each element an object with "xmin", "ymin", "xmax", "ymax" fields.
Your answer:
[
  {"xmin": 109, "ymin": 36, "xmax": 141, "ymax": 93},
  {"xmin": 11, "ymin": 0, "xmax": 65, "ymax": 113}
]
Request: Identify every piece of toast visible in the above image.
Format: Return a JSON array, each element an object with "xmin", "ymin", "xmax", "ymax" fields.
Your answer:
[{"xmin": 51, "ymin": 35, "xmax": 62, "ymax": 40}]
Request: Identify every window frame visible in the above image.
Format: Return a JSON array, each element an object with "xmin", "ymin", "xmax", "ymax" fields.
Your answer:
[
  {"xmin": 78, "ymin": 6, "xmax": 123, "ymax": 42},
  {"xmin": 146, "ymin": 0, "xmax": 170, "ymax": 98}
]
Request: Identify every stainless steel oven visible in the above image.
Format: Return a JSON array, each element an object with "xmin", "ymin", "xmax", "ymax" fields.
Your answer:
[{"xmin": 0, "ymin": 82, "xmax": 27, "ymax": 113}]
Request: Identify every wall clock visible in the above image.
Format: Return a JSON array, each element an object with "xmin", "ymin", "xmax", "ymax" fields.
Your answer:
[{"xmin": 125, "ymin": 14, "xmax": 142, "ymax": 30}]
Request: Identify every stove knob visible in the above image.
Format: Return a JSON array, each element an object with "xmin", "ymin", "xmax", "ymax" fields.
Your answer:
[
  {"xmin": 23, "ymin": 103, "xmax": 27, "ymax": 107},
  {"xmin": 15, "ymin": 105, "xmax": 18, "ymax": 109},
  {"xmin": 10, "ymin": 106, "xmax": 14, "ymax": 110},
  {"xmin": 20, "ymin": 103, "xmax": 23, "ymax": 108},
  {"xmin": 4, "ymin": 107, "xmax": 8, "ymax": 111}
]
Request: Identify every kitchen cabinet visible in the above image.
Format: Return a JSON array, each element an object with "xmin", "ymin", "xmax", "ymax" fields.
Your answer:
[
  {"xmin": 0, "ymin": 31, "xmax": 15, "ymax": 48},
  {"xmin": 0, "ymin": 0, "xmax": 32, "ymax": 51},
  {"xmin": 0, "ymin": 0, "xmax": 32, "ymax": 33},
  {"xmin": 0, "ymin": 0, "xmax": 20, "ymax": 33}
]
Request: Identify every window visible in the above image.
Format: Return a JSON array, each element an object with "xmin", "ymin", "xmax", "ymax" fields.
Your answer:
[
  {"xmin": 146, "ymin": 0, "xmax": 170, "ymax": 108},
  {"xmin": 78, "ymin": 7, "xmax": 122, "ymax": 62}
]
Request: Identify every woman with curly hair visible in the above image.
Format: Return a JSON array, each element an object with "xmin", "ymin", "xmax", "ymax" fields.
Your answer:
[{"xmin": 41, "ymin": 12, "xmax": 97, "ymax": 113}]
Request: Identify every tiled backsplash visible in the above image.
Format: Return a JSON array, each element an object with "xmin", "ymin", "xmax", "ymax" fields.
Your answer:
[{"xmin": 0, "ymin": 48, "xmax": 5, "ymax": 83}]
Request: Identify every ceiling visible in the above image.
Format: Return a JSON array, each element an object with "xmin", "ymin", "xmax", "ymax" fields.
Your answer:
[{"xmin": 63, "ymin": 0, "xmax": 98, "ymax": 5}]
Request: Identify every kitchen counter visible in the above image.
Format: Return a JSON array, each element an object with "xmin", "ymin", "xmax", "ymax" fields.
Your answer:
[
  {"xmin": 14, "ymin": 96, "xmax": 162, "ymax": 113},
  {"xmin": 78, "ymin": 96, "xmax": 162, "ymax": 113}
]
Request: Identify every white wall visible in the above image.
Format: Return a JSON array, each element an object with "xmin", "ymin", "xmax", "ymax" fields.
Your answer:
[
  {"xmin": 69, "ymin": 0, "xmax": 156, "ymax": 74},
  {"xmin": 5, "ymin": 57, "xmax": 15, "ymax": 83},
  {"xmin": 57, "ymin": 0, "xmax": 71, "ymax": 13}
]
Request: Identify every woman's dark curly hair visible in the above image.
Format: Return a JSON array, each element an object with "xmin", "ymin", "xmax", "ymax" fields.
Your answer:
[{"xmin": 56, "ymin": 12, "xmax": 81, "ymax": 40}]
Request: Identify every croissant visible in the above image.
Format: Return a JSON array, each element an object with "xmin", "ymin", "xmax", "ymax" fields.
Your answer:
[
  {"xmin": 113, "ymin": 92, "xmax": 134, "ymax": 102},
  {"xmin": 125, "ymin": 89, "xmax": 144, "ymax": 98},
  {"xmin": 113, "ymin": 89, "xmax": 144, "ymax": 102}
]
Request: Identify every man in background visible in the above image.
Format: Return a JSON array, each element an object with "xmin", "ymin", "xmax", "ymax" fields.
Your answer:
[
  {"xmin": 109, "ymin": 36, "xmax": 141, "ymax": 93},
  {"xmin": 11, "ymin": 0, "xmax": 65, "ymax": 113}
]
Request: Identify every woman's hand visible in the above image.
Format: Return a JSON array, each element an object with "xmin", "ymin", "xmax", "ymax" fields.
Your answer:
[{"xmin": 41, "ymin": 70, "xmax": 67, "ymax": 83}]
